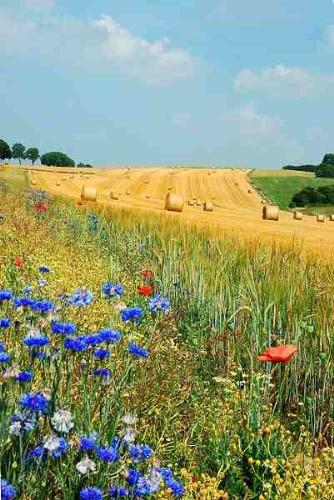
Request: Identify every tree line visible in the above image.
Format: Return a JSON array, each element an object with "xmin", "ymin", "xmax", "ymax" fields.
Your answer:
[
  {"xmin": 291, "ymin": 185, "xmax": 334, "ymax": 207},
  {"xmin": 283, "ymin": 154, "xmax": 334, "ymax": 178},
  {"xmin": 0, "ymin": 137, "xmax": 92, "ymax": 168}
]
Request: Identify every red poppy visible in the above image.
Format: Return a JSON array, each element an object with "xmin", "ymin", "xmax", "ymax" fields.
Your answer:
[
  {"xmin": 14, "ymin": 256, "xmax": 24, "ymax": 269},
  {"xmin": 258, "ymin": 345, "xmax": 297, "ymax": 363},
  {"xmin": 34, "ymin": 203, "xmax": 48, "ymax": 212},
  {"xmin": 138, "ymin": 285, "xmax": 153, "ymax": 296},
  {"xmin": 140, "ymin": 269, "xmax": 153, "ymax": 280}
]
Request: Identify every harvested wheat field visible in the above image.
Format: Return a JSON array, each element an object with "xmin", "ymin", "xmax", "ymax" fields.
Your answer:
[{"xmin": 26, "ymin": 166, "xmax": 334, "ymax": 251}]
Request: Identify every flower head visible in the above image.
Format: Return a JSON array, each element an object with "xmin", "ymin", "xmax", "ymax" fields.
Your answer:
[
  {"xmin": 0, "ymin": 289, "xmax": 13, "ymax": 302},
  {"xmin": 15, "ymin": 371, "xmax": 33, "ymax": 383},
  {"xmin": 76, "ymin": 456, "xmax": 97, "ymax": 475},
  {"xmin": 68, "ymin": 289, "xmax": 94, "ymax": 307},
  {"xmin": 39, "ymin": 266, "xmax": 50, "ymax": 274},
  {"xmin": 23, "ymin": 333, "xmax": 49, "ymax": 348},
  {"xmin": 129, "ymin": 444, "xmax": 153, "ymax": 461},
  {"xmin": 20, "ymin": 392, "xmax": 50, "ymax": 414},
  {"xmin": 93, "ymin": 368, "xmax": 111, "ymax": 380},
  {"xmin": 51, "ymin": 322, "xmax": 76, "ymax": 336},
  {"xmin": 149, "ymin": 294, "xmax": 170, "ymax": 313},
  {"xmin": 98, "ymin": 328, "xmax": 121, "ymax": 344},
  {"xmin": 93, "ymin": 348, "xmax": 110, "ymax": 359},
  {"xmin": 1, "ymin": 479, "xmax": 16, "ymax": 500},
  {"xmin": 128, "ymin": 342, "xmax": 149, "ymax": 359},
  {"xmin": 0, "ymin": 318, "xmax": 11, "ymax": 328},
  {"xmin": 10, "ymin": 410, "xmax": 36, "ymax": 435},
  {"xmin": 51, "ymin": 409, "xmax": 74, "ymax": 433},
  {"xmin": 96, "ymin": 445, "xmax": 119, "ymax": 462},
  {"xmin": 14, "ymin": 256, "xmax": 24, "ymax": 269},
  {"xmin": 102, "ymin": 282, "xmax": 124, "ymax": 298},
  {"xmin": 79, "ymin": 434, "xmax": 98, "ymax": 452},
  {"xmin": 109, "ymin": 486, "xmax": 129, "ymax": 497},
  {"xmin": 0, "ymin": 352, "xmax": 11, "ymax": 363},
  {"xmin": 258, "ymin": 345, "xmax": 297, "ymax": 363},
  {"xmin": 137, "ymin": 285, "xmax": 153, "ymax": 297},
  {"xmin": 121, "ymin": 307, "xmax": 144, "ymax": 323},
  {"xmin": 80, "ymin": 488, "xmax": 103, "ymax": 500},
  {"xmin": 43, "ymin": 435, "xmax": 69, "ymax": 459}
]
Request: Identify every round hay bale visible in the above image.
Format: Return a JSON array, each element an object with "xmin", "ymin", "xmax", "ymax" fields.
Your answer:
[
  {"xmin": 62, "ymin": 176, "xmax": 67, "ymax": 181},
  {"xmin": 167, "ymin": 186, "xmax": 172, "ymax": 191},
  {"xmin": 81, "ymin": 185, "xmax": 97, "ymax": 202},
  {"xmin": 144, "ymin": 179, "xmax": 150, "ymax": 184},
  {"xmin": 262, "ymin": 205, "xmax": 279, "ymax": 221},
  {"xmin": 329, "ymin": 214, "xmax": 334, "ymax": 221},
  {"xmin": 110, "ymin": 191, "xmax": 119, "ymax": 200},
  {"xmin": 196, "ymin": 200, "xmax": 202, "ymax": 207},
  {"xmin": 126, "ymin": 190, "xmax": 131, "ymax": 196},
  {"xmin": 188, "ymin": 200, "xmax": 195, "ymax": 206},
  {"xmin": 248, "ymin": 189, "xmax": 252, "ymax": 194},
  {"xmin": 165, "ymin": 193, "xmax": 184, "ymax": 213},
  {"xmin": 204, "ymin": 201, "xmax": 214, "ymax": 212},
  {"xmin": 211, "ymin": 195, "xmax": 216, "ymax": 200},
  {"xmin": 146, "ymin": 194, "xmax": 151, "ymax": 199},
  {"xmin": 69, "ymin": 175, "xmax": 75, "ymax": 179},
  {"xmin": 77, "ymin": 200, "xmax": 83, "ymax": 206},
  {"xmin": 261, "ymin": 200, "xmax": 266, "ymax": 205},
  {"xmin": 56, "ymin": 181, "xmax": 61, "ymax": 187},
  {"xmin": 293, "ymin": 211, "xmax": 303, "ymax": 220},
  {"xmin": 31, "ymin": 180, "xmax": 37, "ymax": 186},
  {"xmin": 317, "ymin": 214, "xmax": 325, "ymax": 223}
]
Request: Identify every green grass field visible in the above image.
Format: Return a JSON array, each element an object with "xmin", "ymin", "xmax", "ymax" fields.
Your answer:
[{"xmin": 250, "ymin": 169, "xmax": 334, "ymax": 211}]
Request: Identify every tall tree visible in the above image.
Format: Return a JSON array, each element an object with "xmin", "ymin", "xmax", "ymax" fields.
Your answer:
[
  {"xmin": 40, "ymin": 151, "xmax": 75, "ymax": 167},
  {"xmin": 0, "ymin": 139, "xmax": 12, "ymax": 162},
  {"xmin": 12, "ymin": 143, "xmax": 26, "ymax": 164},
  {"xmin": 25, "ymin": 147, "xmax": 40, "ymax": 165}
]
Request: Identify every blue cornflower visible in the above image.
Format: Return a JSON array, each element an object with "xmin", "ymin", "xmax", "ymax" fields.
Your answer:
[
  {"xmin": 0, "ymin": 352, "xmax": 11, "ymax": 363},
  {"xmin": 51, "ymin": 322, "xmax": 76, "ymax": 336},
  {"xmin": 0, "ymin": 289, "xmax": 13, "ymax": 302},
  {"xmin": 93, "ymin": 348, "xmax": 110, "ymax": 359},
  {"xmin": 0, "ymin": 318, "xmax": 11, "ymax": 328},
  {"xmin": 128, "ymin": 342, "xmax": 149, "ymax": 359},
  {"xmin": 79, "ymin": 435, "xmax": 98, "ymax": 452},
  {"xmin": 108, "ymin": 486, "xmax": 129, "ymax": 498},
  {"xmin": 39, "ymin": 266, "xmax": 50, "ymax": 273},
  {"xmin": 29, "ymin": 445, "xmax": 47, "ymax": 461},
  {"xmin": 121, "ymin": 307, "xmax": 144, "ymax": 323},
  {"xmin": 67, "ymin": 289, "xmax": 94, "ymax": 307},
  {"xmin": 149, "ymin": 294, "xmax": 170, "ymax": 313},
  {"xmin": 0, "ymin": 341, "xmax": 5, "ymax": 352},
  {"xmin": 20, "ymin": 392, "xmax": 49, "ymax": 414},
  {"xmin": 126, "ymin": 469, "xmax": 142, "ymax": 486},
  {"xmin": 85, "ymin": 334, "xmax": 102, "ymax": 347},
  {"xmin": 154, "ymin": 468, "xmax": 173, "ymax": 481},
  {"xmin": 22, "ymin": 285, "xmax": 33, "ymax": 295},
  {"xmin": 13, "ymin": 297, "xmax": 33, "ymax": 308},
  {"xmin": 93, "ymin": 368, "xmax": 111, "ymax": 379},
  {"xmin": 96, "ymin": 446, "xmax": 119, "ymax": 462},
  {"xmin": 43, "ymin": 435, "xmax": 69, "ymax": 459},
  {"xmin": 102, "ymin": 282, "xmax": 124, "ymax": 298},
  {"xmin": 30, "ymin": 300, "xmax": 54, "ymax": 314},
  {"xmin": 165, "ymin": 479, "xmax": 185, "ymax": 497},
  {"xmin": 80, "ymin": 487, "xmax": 103, "ymax": 500},
  {"xmin": 64, "ymin": 336, "xmax": 88, "ymax": 352},
  {"xmin": 10, "ymin": 410, "xmax": 36, "ymax": 434},
  {"xmin": 98, "ymin": 328, "xmax": 121, "ymax": 344},
  {"xmin": 1, "ymin": 479, "xmax": 16, "ymax": 500},
  {"xmin": 23, "ymin": 334, "xmax": 49, "ymax": 348},
  {"xmin": 129, "ymin": 444, "xmax": 153, "ymax": 461},
  {"xmin": 15, "ymin": 371, "xmax": 33, "ymax": 382},
  {"xmin": 133, "ymin": 471, "xmax": 161, "ymax": 496}
]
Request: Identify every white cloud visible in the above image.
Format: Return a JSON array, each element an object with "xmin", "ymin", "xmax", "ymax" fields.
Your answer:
[
  {"xmin": 0, "ymin": 10, "xmax": 195, "ymax": 85},
  {"xmin": 222, "ymin": 103, "xmax": 282, "ymax": 139},
  {"xmin": 234, "ymin": 64, "xmax": 334, "ymax": 98}
]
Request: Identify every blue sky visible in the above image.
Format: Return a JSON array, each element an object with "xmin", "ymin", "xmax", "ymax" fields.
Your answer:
[{"xmin": 1, "ymin": 0, "xmax": 334, "ymax": 167}]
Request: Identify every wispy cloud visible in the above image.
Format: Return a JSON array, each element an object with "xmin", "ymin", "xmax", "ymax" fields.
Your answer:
[
  {"xmin": 0, "ymin": 9, "xmax": 195, "ymax": 85},
  {"xmin": 222, "ymin": 103, "xmax": 282, "ymax": 139},
  {"xmin": 234, "ymin": 64, "xmax": 334, "ymax": 98}
]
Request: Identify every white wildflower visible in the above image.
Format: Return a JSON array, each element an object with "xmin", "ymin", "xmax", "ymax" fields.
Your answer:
[
  {"xmin": 51, "ymin": 409, "xmax": 74, "ymax": 433},
  {"xmin": 76, "ymin": 456, "xmax": 96, "ymax": 475}
]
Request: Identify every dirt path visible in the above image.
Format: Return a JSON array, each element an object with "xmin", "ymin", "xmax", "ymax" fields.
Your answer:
[{"xmin": 27, "ymin": 166, "xmax": 334, "ymax": 250}]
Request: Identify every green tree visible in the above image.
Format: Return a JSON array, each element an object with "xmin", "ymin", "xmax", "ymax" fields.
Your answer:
[
  {"xmin": 0, "ymin": 139, "xmax": 12, "ymax": 162},
  {"xmin": 25, "ymin": 147, "xmax": 40, "ymax": 165},
  {"xmin": 40, "ymin": 151, "xmax": 75, "ymax": 167},
  {"xmin": 12, "ymin": 143, "xmax": 26, "ymax": 164},
  {"xmin": 322, "ymin": 153, "xmax": 334, "ymax": 166},
  {"xmin": 315, "ymin": 163, "xmax": 334, "ymax": 178}
]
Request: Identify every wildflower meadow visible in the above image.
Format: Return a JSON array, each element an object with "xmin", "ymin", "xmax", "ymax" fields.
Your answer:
[{"xmin": 0, "ymin": 170, "xmax": 334, "ymax": 499}]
